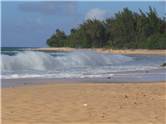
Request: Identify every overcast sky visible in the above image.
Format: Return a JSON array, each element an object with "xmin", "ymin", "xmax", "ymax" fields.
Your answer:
[{"xmin": 2, "ymin": 1, "xmax": 165, "ymax": 47}]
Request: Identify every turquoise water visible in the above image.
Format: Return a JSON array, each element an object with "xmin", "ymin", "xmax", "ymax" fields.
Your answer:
[{"xmin": 1, "ymin": 47, "xmax": 166, "ymax": 82}]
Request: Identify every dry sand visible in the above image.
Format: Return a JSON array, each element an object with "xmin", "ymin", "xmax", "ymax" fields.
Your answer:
[
  {"xmin": 2, "ymin": 82, "xmax": 166, "ymax": 124},
  {"xmin": 32, "ymin": 47, "xmax": 166, "ymax": 55},
  {"xmin": 32, "ymin": 47, "xmax": 75, "ymax": 52},
  {"xmin": 95, "ymin": 49, "xmax": 166, "ymax": 55}
]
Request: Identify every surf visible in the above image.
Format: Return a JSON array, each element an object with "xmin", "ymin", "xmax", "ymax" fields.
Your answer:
[
  {"xmin": 1, "ymin": 50, "xmax": 164, "ymax": 80},
  {"xmin": 1, "ymin": 50, "xmax": 133, "ymax": 71}
]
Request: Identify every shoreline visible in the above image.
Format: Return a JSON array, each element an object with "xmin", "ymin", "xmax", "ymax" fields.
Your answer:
[
  {"xmin": 2, "ymin": 82, "xmax": 166, "ymax": 124},
  {"xmin": 32, "ymin": 47, "xmax": 166, "ymax": 55},
  {"xmin": 2, "ymin": 76, "xmax": 166, "ymax": 88},
  {"xmin": 2, "ymin": 67, "xmax": 166, "ymax": 88}
]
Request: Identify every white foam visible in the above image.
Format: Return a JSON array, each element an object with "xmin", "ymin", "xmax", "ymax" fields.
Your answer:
[
  {"xmin": 1, "ymin": 50, "xmax": 165, "ymax": 81},
  {"xmin": 1, "ymin": 50, "xmax": 133, "ymax": 71},
  {"xmin": 4, "ymin": 50, "xmax": 163, "ymax": 80}
]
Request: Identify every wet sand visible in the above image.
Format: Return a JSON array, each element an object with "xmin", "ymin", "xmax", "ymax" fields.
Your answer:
[
  {"xmin": 33, "ymin": 47, "xmax": 166, "ymax": 55},
  {"xmin": 2, "ymin": 82, "xmax": 166, "ymax": 124}
]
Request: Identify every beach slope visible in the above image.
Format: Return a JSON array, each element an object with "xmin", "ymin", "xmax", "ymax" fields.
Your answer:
[
  {"xmin": 2, "ymin": 82, "xmax": 166, "ymax": 124},
  {"xmin": 33, "ymin": 48, "xmax": 166, "ymax": 55}
]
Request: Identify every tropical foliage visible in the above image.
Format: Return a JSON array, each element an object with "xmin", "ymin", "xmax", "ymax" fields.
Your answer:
[{"xmin": 47, "ymin": 7, "xmax": 166, "ymax": 49}]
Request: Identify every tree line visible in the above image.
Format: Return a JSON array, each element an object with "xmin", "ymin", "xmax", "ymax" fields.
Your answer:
[{"xmin": 47, "ymin": 7, "xmax": 166, "ymax": 49}]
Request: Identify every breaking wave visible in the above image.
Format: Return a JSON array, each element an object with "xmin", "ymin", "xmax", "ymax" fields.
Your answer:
[{"xmin": 1, "ymin": 50, "xmax": 133, "ymax": 72}]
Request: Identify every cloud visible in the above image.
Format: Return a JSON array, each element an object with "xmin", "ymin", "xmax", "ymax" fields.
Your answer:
[
  {"xmin": 85, "ymin": 8, "xmax": 107, "ymax": 20},
  {"xmin": 18, "ymin": 1, "xmax": 77, "ymax": 16}
]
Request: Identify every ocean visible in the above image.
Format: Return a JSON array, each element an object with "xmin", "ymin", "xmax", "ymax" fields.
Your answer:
[{"xmin": 1, "ymin": 47, "xmax": 166, "ymax": 84}]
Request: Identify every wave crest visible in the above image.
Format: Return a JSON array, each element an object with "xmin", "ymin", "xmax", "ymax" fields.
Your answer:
[{"xmin": 1, "ymin": 50, "xmax": 133, "ymax": 71}]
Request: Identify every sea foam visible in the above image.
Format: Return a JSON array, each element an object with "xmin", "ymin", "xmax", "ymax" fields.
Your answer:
[{"xmin": 1, "ymin": 50, "xmax": 133, "ymax": 72}]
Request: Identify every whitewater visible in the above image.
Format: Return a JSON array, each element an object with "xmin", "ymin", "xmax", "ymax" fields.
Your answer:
[{"xmin": 1, "ymin": 48, "xmax": 166, "ymax": 82}]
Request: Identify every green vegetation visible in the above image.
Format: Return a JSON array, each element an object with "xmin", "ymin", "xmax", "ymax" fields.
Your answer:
[
  {"xmin": 161, "ymin": 63, "xmax": 166, "ymax": 67},
  {"xmin": 47, "ymin": 7, "xmax": 166, "ymax": 49}
]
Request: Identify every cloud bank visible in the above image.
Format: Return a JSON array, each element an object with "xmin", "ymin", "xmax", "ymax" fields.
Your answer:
[{"xmin": 85, "ymin": 8, "xmax": 107, "ymax": 20}]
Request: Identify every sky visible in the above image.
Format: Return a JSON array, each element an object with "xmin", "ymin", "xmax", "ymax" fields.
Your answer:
[{"xmin": 1, "ymin": 1, "xmax": 165, "ymax": 47}]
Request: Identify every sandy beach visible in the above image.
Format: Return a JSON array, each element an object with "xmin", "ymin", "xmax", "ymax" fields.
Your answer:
[
  {"xmin": 2, "ymin": 1, "xmax": 166, "ymax": 124},
  {"xmin": 32, "ymin": 47, "xmax": 166, "ymax": 55},
  {"xmin": 96, "ymin": 49, "xmax": 166, "ymax": 55},
  {"xmin": 2, "ymin": 82, "xmax": 166, "ymax": 124}
]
